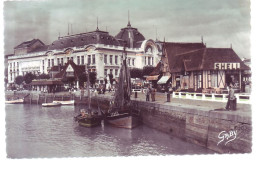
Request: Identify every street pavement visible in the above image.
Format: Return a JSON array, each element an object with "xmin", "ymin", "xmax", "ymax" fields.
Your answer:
[{"xmin": 104, "ymin": 91, "xmax": 251, "ymax": 114}]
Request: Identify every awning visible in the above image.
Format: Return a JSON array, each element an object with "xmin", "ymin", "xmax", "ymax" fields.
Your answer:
[
  {"xmin": 146, "ymin": 75, "xmax": 159, "ymax": 81},
  {"xmin": 157, "ymin": 76, "xmax": 171, "ymax": 84}
]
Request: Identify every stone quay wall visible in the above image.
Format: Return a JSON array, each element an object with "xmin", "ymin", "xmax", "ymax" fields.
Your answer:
[
  {"xmin": 91, "ymin": 95, "xmax": 252, "ymax": 154},
  {"xmin": 5, "ymin": 91, "xmax": 252, "ymax": 153}
]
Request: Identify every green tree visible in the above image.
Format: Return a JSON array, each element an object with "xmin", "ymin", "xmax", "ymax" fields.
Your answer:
[
  {"xmin": 108, "ymin": 73, "xmax": 114, "ymax": 84},
  {"xmin": 130, "ymin": 68, "xmax": 143, "ymax": 78},
  {"xmin": 78, "ymin": 73, "xmax": 87, "ymax": 88},
  {"xmin": 15, "ymin": 75, "xmax": 24, "ymax": 86},
  {"xmin": 89, "ymin": 72, "xmax": 97, "ymax": 87},
  {"xmin": 24, "ymin": 73, "xmax": 36, "ymax": 84},
  {"xmin": 37, "ymin": 73, "xmax": 50, "ymax": 80},
  {"xmin": 142, "ymin": 66, "xmax": 155, "ymax": 79}
]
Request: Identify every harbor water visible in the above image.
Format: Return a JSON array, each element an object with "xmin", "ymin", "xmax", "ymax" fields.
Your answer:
[{"xmin": 5, "ymin": 104, "xmax": 214, "ymax": 158}]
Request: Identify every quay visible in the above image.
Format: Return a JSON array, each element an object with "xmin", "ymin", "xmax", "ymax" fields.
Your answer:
[{"xmin": 5, "ymin": 90, "xmax": 252, "ymax": 153}]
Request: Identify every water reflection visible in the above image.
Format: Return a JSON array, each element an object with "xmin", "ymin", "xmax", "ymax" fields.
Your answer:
[{"xmin": 5, "ymin": 104, "xmax": 214, "ymax": 158}]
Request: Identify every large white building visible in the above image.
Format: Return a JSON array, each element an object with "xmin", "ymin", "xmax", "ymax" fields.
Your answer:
[{"xmin": 7, "ymin": 21, "xmax": 162, "ymax": 85}]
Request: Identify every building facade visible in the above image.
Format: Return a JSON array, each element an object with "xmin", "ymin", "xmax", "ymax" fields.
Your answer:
[{"xmin": 7, "ymin": 21, "xmax": 161, "ymax": 87}]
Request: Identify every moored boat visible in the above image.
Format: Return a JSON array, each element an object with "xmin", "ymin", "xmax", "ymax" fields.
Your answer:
[
  {"xmin": 105, "ymin": 45, "xmax": 141, "ymax": 129},
  {"xmin": 5, "ymin": 98, "xmax": 24, "ymax": 104},
  {"xmin": 74, "ymin": 109, "xmax": 103, "ymax": 127},
  {"xmin": 53, "ymin": 100, "xmax": 74, "ymax": 105},
  {"xmin": 42, "ymin": 102, "xmax": 61, "ymax": 107}
]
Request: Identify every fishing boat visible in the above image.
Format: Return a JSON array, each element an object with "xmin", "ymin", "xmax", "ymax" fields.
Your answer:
[
  {"xmin": 104, "ymin": 45, "xmax": 141, "ymax": 129},
  {"xmin": 53, "ymin": 100, "xmax": 74, "ymax": 105},
  {"xmin": 74, "ymin": 108, "xmax": 103, "ymax": 127},
  {"xmin": 74, "ymin": 64, "xmax": 103, "ymax": 127},
  {"xmin": 5, "ymin": 98, "xmax": 24, "ymax": 104},
  {"xmin": 42, "ymin": 102, "xmax": 61, "ymax": 107}
]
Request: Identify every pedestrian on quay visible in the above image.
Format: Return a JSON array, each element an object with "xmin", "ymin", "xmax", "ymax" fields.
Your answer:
[
  {"xmin": 225, "ymin": 83, "xmax": 236, "ymax": 110},
  {"xmin": 145, "ymin": 85, "xmax": 151, "ymax": 101},
  {"xmin": 151, "ymin": 87, "xmax": 156, "ymax": 101}
]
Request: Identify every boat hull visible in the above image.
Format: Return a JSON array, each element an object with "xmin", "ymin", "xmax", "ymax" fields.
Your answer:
[
  {"xmin": 78, "ymin": 117, "xmax": 102, "ymax": 127},
  {"xmin": 74, "ymin": 112, "xmax": 102, "ymax": 128},
  {"xmin": 53, "ymin": 100, "xmax": 74, "ymax": 105},
  {"xmin": 105, "ymin": 112, "xmax": 141, "ymax": 129},
  {"xmin": 5, "ymin": 99, "xmax": 24, "ymax": 104},
  {"xmin": 42, "ymin": 102, "xmax": 61, "ymax": 107}
]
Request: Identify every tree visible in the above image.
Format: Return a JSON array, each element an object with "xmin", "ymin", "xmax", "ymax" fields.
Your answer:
[
  {"xmin": 37, "ymin": 73, "xmax": 50, "ymax": 80},
  {"xmin": 24, "ymin": 73, "xmax": 36, "ymax": 84},
  {"xmin": 78, "ymin": 73, "xmax": 87, "ymax": 88},
  {"xmin": 15, "ymin": 75, "xmax": 24, "ymax": 86},
  {"xmin": 89, "ymin": 72, "xmax": 97, "ymax": 87},
  {"xmin": 108, "ymin": 73, "xmax": 114, "ymax": 84},
  {"xmin": 130, "ymin": 68, "xmax": 143, "ymax": 78},
  {"xmin": 142, "ymin": 66, "xmax": 155, "ymax": 79}
]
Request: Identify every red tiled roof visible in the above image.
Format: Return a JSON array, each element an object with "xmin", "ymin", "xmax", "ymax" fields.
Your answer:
[
  {"xmin": 164, "ymin": 42, "xmax": 206, "ymax": 73},
  {"xmin": 171, "ymin": 48, "xmax": 250, "ymax": 72}
]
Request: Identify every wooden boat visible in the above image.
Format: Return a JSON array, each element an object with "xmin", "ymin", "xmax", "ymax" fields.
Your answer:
[
  {"xmin": 5, "ymin": 98, "xmax": 24, "ymax": 104},
  {"xmin": 104, "ymin": 46, "xmax": 141, "ymax": 129},
  {"xmin": 53, "ymin": 100, "xmax": 74, "ymax": 105},
  {"xmin": 42, "ymin": 102, "xmax": 61, "ymax": 107},
  {"xmin": 74, "ymin": 109, "xmax": 103, "ymax": 127},
  {"xmin": 74, "ymin": 64, "xmax": 103, "ymax": 127}
]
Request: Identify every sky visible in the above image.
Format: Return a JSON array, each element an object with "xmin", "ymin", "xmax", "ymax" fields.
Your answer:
[{"xmin": 3, "ymin": 0, "xmax": 251, "ymax": 59}]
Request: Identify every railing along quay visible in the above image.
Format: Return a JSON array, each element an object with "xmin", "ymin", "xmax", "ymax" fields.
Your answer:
[{"xmin": 172, "ymin": 92, "xmax": 251, "ymax": 104}]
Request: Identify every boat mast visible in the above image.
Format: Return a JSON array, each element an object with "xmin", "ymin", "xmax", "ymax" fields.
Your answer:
[{"xmin": 85, "ymin": 64, "xmax": 91, "ymax": 111}]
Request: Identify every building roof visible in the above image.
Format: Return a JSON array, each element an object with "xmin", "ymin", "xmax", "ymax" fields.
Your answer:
[
  {"xmin": 14, "ymin": 39, "xmax": 45, "ymax": 49},
  {"xmin": 53, "ymin": 60, "xmax": 86, "ymax": 79},
  {"xmin": 164, "ymin": 42, "xmax": 206, "ymax": 73},
  {"xmin": 115, "ymin": 22, "xmax": 145, "ymax": 48},
  {"xmin": 31, "ymin": 79, "xmax": 63, "ymax": 85},
  {"xmin": 171, "ymin": 48, "xmax": 250, "ymax": 72},
  {"xmin": 48, "ymin": 29, "xmax": 121, "ymax": 50}
]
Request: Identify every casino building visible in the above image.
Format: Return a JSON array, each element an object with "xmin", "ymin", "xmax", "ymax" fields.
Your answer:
[{"xmin": 6, "ymin": 20, "xmax": 161, "ymax": 87}]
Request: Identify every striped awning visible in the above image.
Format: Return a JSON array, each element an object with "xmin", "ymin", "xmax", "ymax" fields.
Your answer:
[
  {"xmin": 146, "ymin": 75, "xmax": 159, "ymax": 81},
  {"xmin": 157, "ymin": 76, "xmax": 171, "ymax": 84}
]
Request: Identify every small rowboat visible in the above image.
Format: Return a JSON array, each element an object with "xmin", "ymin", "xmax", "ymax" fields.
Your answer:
[
  {"xmin": 5, "ymin": 98, "xmax": 24, "ymax": 104},
  {"xmin": 52, "ymin": 100, "xmax": 74, "ymax": 105},
  {"xmin": 42, "ymin": 102, "xmax": 61, "ymax": 107}
]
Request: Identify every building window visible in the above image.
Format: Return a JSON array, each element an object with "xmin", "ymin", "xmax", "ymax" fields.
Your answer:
[
  {"xmin": 145, "ymin": 57, "xmax": 147, "ymax": 65},
  {"xmin": 81, "ymin": 56, "xmax": 84, "ymax": 64},
  {"xmin": 148, "ymin": 57, "xmax": 151, "ymax": 65},
  {"xmin": 51, "ymin": 59, "xmax": 54, "ymax": 66},
  {"xmin": 10, "ymin": 63, "xmax": 12, "ymax": 68},
  {"xmin": 92, "ymin": 54, "xmax": 95, "ymax": 64},
  {"xmin": 132, "ymin": 59, "xmax": 135, "ymax": 66},
  {"xmin": 61, "ymin": 58, "xmax": 64, "ymax": 66},
  {"xmin": 104, "ymin": 69, "xmax": 107, "ymax": 76},
  {"xmin": 115, "ymin": 69, "xmax": 118, "ymax": 76},
  {"xmin": 71, "ymin": 57, "xmax": 73, "ymax": 62},
  {"xmin": 110, "ymin": 55, "xmax": 113, "ymax": 64},
  {"xmin": 152, "ymin": 57, "xmax": 154, "ymax": 66},
  {"xmin": 17, "ymin": 62, "xmax": 19, "ymax": 68},
  {"xmin": 115, "ymin": 55, "xmax": 118, "ymax": 65},
  {"xmin": 77, "ymin": 56, "xmax": 80, "ymax": 65},
  {"xmin": 104, "ymin": 54, "xmax": 107, "ymax": 64},
  {"xmin": 48, "ymin": 59, "xmax": 50, "ymax": 67},
  {"xmin": 67, "ymin": 57, "xmax": 70, "ymax": 62},
  {"xmin": 57, "ymin": 58, "xmax": 60, "ymax": 65},
  {"xmin": 88, "ymin": 55, "xmax": 91, "ymax": 64},
  {"xmin": 110, "ymin": 69, "xmax": 113, "ymax": 75}
]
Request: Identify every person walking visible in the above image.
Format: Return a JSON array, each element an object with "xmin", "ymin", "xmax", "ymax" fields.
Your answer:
[
  {"xmin": 225, "ymin": 83, "xmax": 235, "ymax": 110},
  {"xmin": 151, "ymin": 87, "xmax": 156, "ymax": 101},
  {"xmin": 145, "ymin": 85, "xmax": 151, "ymax": 101}
]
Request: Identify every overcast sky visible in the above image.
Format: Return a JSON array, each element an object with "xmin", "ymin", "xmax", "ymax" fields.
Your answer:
[{"xmin": 4, "ymin": 0, "xmax": 250, "ymax": 58}]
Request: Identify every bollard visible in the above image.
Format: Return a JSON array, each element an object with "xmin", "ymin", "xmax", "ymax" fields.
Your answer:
[
  {"xmin": 167, "ymin": 93, "xmax": 171, "ymax": 102},
  {"xmin": 135, "ymin": 92, "xmax": 137, "ymax": 98}
]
